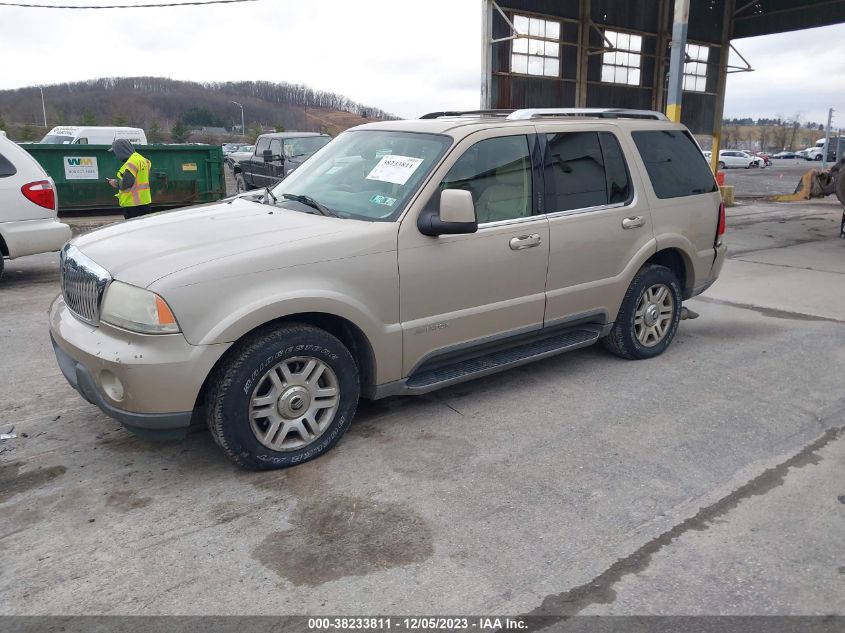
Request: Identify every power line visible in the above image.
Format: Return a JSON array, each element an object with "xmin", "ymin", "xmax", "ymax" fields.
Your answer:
[{"xmin": 0, "ymin": 0, "xmax": 258, "ymax": 8}]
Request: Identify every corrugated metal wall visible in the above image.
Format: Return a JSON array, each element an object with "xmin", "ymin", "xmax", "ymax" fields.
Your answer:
[
  {"xmin": 492, "ymin": 0, "xmax": 723, "ymax": 133},
  {"xmin": 490, "ymin": 0, "xmax": 845, "ymax": 134}
]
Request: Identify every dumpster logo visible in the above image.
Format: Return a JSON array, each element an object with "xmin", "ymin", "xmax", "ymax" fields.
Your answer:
[{"xmin": 64, "ymin": 156, "xmax": 99, "ymax": 180}]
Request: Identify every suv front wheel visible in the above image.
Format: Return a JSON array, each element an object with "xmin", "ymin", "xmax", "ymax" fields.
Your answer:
[
  {"xmin": 207, "ymin": 323, "xmax": 360, "ymax": 470},
  {"xmin": 603, "ymin": 264, "xmax": 682, "ymax": 360}
]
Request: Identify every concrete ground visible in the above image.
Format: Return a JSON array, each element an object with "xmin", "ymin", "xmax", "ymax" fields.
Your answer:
[
  {"xmin": 722, "ymin": 159, "xmax": 829, "ymax": 198},
  {"xmin": 1, "ymin": 199, "xmax": 844, "ymax": 616}
]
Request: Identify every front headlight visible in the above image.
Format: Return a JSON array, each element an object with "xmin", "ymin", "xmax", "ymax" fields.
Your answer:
[{"xmin": 100, "ymin": 281, "xmax": 181, "ymax": 334}]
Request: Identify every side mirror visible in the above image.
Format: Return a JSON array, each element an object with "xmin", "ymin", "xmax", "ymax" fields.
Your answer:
[
  {"xmin": 263, "ymin": 149, "xmax": 273, "ymax": 163},
  {"xmin": 418, "ymin": 189, "xmax": 478, "ymax": 236}
]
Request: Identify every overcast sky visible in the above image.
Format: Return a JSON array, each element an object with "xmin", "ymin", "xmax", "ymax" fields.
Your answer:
[{"xmin": 0, "ymin": 0, "xmax": 842, "ymax": 127}]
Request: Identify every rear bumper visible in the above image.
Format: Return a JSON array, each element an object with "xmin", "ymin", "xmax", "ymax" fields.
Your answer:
[
  {"xmin": 0, "ymin": 218, "xmax": 71, "ymax": 259},
  {"xmin": 688, "ymin": 242, "xmax": 727, "ymax": 299}
]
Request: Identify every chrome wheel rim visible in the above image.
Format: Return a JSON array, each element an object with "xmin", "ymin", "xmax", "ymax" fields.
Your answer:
[
  {"xmin": 249, "ymin": 356, "xmax": 339, "ymax": 451},
  {"xmin": 634, "ymin": 284, "xmax": 675, "ymax": 348}
]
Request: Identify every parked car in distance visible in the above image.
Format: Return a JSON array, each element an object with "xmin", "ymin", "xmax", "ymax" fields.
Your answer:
[
  {"xmin": 224, "ymin": 145, "xmax": 255, "ymax": 168},
  {"xmin": 709, "ymin": 150, "xmax": 762, "ymax": 169},
  {"xmin": 0, "ymin": 132, "xmax": 72, "ymax": 280},
  {"xmin": 49, "ymin": 108, "xmax": 726, "ymax": 470},
  {"xmin": 772, "ymin": 151, "xmax": 798, "ymax": 159},
  {"xmin": 754, "ymin": 152, "xmax": 772, "ymax": 167},
  {"xmin": 233, "ymin": 132, "xmax": 331, "ymax": 191},
  {"xmin": 222, "ymin": 143, "xmax": 246, "ymax": 156},
  {"xmin": 39, "ymin": 126, "xmax": 147, "ymax": 146}
]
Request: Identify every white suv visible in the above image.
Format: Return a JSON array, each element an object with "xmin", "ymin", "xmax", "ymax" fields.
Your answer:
[
  {"xmin": 710, "ymin": 150, "xmax": 762, "ymax": 169},
  {"xmin": 0, "ymin": 132, "xmax": 72, "ymax": 280}
]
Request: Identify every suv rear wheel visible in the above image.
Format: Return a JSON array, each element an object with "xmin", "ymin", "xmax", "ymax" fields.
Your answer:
[
  {"xmin": 207, "ymin": 323, "xmax": 360, "ymax": 470},
  {"xmin": 603, "ymin": 264, "xmax": 682, "ymax": 360}
]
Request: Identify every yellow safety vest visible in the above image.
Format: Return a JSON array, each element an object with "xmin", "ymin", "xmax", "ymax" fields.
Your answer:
[{"xmin": 116, "ymin": 152, "xmax": 152, "ymax": 207}]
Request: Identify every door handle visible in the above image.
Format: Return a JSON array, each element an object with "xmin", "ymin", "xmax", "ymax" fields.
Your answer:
[
  {"xmin": 621, "ymin": 216, "xmax": 645, "ymax": 230},
  {"xmin": 509, "ymin": 234, "xmax": 541, "ymax": 250}
]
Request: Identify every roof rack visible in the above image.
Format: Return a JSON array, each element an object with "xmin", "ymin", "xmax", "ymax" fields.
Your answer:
[
  {"xmin": 506, "ymin": 108, "xmax": 668, "ymax": 121},
  {"xmin": 420, "ymin": 109, "xmax": 514, "ymax": 119}
]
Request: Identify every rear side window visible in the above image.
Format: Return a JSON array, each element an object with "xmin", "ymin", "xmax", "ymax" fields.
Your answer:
[
  {"xmin": 632, "ymin": 130, "xmax": 718, "ymax": 199},
  {"xmin": 0, "ymin": 151, "xmax": 17, "ymax": 178},
  {"xmin": 543, "ymin": 131, "xmax": 632, "ymax": 212}
]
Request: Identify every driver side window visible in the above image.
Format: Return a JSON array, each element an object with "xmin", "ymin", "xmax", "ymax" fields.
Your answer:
[{"xmin": 440, "ymin": 135, "xmax": 532, "ymax": 224}]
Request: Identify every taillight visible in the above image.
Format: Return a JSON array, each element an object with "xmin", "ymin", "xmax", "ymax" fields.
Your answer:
[
  {"xmin": 21, "ymin": 180, "xmax": 56, "ymax": 210},
  {"xmin": 716, "ymin": 201, "xmax": 726, "ymax": 241}
]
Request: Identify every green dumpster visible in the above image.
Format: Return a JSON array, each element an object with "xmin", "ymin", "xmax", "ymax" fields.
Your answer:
[{"xmin": 22, "ymin": 144, "xmax": 226, "ymax": 214}]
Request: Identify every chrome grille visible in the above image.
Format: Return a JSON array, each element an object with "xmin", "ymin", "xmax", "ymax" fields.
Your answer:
[{"xmin": 60, "ymin": 244, "xmax": 111, "ymax": 324}]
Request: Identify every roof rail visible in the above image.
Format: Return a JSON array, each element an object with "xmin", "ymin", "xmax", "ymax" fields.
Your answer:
[
  {"xmin": 506, "ymin": 108, "xmax": 669, "ymax": 121},
  {"xmin": 420, "ymin": 109, "xmax": 514, "ymax": 119}
]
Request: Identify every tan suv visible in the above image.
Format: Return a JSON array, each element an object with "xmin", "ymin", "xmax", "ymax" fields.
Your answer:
[{"xmin": 50, "ymin": 108, "xmax": 726, "ymax": 470}]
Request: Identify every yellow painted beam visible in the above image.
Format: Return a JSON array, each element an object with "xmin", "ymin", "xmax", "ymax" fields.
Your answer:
[
  {"xmin": 666, "ymin": 103, "xmax": 682, "ymax": 123},
  {"xmin": 710, "ymin": 133, "xmax": 721, "ymax": 174}
]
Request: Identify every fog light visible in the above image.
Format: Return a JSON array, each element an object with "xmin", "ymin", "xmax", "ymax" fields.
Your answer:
[{"xmin": 100, "ymin": 370, "xmax": 125, "ymax": 402}]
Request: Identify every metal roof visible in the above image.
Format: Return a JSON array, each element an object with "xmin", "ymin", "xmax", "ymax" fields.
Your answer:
[{"xmin": 733, "ymin": 0, "xmax": 845, "ymax": 39}]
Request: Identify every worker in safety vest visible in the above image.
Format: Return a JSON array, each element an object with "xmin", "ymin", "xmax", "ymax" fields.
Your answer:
[{"xmin": 107, "ymin": 139, "xmax": 152, "ymax": 219}]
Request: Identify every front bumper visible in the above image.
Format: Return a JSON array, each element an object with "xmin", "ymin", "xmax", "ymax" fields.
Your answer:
[
  {"xmin": 49, "ymin": 295, "xmax": 230, "ymax": 441},
  {"xmin": 51, "ymin": 335, "xmax": 192, "ymax": 441}
]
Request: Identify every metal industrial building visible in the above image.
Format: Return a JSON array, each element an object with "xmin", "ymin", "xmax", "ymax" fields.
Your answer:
[{"xmin": 481, "ymin": 0, "xmax": 845, "ymax": 160}]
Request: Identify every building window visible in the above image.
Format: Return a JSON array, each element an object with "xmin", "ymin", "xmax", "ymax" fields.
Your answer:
[
  {"xmin": 511, "ymin": 14, "xmax": 561, "ymax": 77},
  {"xmin": 601, "ymin": 30, "xmax": 643, "ymax": 86},
  {"xmin": 684, "ymin": 43, "xmax": 709, "ymax": 92}
]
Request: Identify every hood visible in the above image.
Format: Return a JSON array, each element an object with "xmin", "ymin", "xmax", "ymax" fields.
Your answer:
[
  {"xmin": 71, "ymin": 198, "xmax": 397, "ymax": 289},
  {"xmin": 110, "ymin": 138, "xmax": 135, "ymax": 161}
]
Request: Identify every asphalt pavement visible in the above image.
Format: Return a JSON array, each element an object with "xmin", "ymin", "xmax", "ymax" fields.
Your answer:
[{"xmin": 1, "ymin": 199, "xmax": 843, "ymax": 616}]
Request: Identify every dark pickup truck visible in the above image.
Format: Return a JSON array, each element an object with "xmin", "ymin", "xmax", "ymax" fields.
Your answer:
[{"xmin": 233, "ymin": 132, "xmax": 331, "ymax": 191}]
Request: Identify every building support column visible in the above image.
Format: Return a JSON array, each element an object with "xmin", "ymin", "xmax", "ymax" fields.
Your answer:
[
  {"xmin": 653, "ymin": 0, "xmax": 672, "ymax": 112},
  {"xmin": 575, "ymin": 0, "xmax": 591, "ymax": 107},
  {"xmin": 665, "ymin": 0, "xmax": 690, "ymax": 122},
  {"xmin": 480, "ymin": 0, "xmax": 493, "ymax": 109},
  {"xmin": 710, "ymin": 0, "xmax": 735, "ymax": 173}
]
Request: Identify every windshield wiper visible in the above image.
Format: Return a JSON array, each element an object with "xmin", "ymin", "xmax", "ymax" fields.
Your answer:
[
  {"xmin": 264, "ymin": 186, "xmax": 278, "ymax": 205},
  {"xmin": 281, "ymin": 193, "xmax": 336, "ymax": 217}
]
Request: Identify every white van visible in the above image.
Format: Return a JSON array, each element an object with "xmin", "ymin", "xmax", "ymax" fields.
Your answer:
[
  {"xmin": 39, "ymin": 126, "xmax": 147, "ymax": 146},
  {"xmin": 0, "ymin": 132, "xmax": 72, "ymax": 280}
]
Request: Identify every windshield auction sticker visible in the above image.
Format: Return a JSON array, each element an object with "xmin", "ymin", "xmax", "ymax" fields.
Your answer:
[{"xmin": 366, "ymin": 155, "xmax": 424, "ymax": 186}]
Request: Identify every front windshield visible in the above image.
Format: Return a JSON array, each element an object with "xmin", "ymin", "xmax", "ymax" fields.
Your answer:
[
  {"xmin": 40, "ymin": 134, "xmax": 74, "ymax": 144},
  {"xmin": 271, "ymin": 130, "xmax": 452, "ymax": 221},
  {"xmin": 283, "ymin": 136, "xmax": 331, "ymax": 158}
]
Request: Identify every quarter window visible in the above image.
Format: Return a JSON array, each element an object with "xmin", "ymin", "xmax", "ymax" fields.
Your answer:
[
  {"xmin": 601, "ymin": 30, "xmax": 643, "ymax": 86},
  {"xmin": 632, "ymin": 130, "xmax": 718, "ymax": 199},
  {"xmin": 440, "ymin": 135, "xmax": 533, "ymax": 224},
  {"xmin": 511, "ymin": 14, "xmax": 561, "ymax": 77},
  {"xmin": 0, "ymin": 152, "xmax": 17, "ymax": 178},
  {"xmin": 684, "ymin": 44, "xmax": 709, "ymax": 92},
  {"xmin": 543, "ymin": 132, "xmax": 632, "ymax": 213}
]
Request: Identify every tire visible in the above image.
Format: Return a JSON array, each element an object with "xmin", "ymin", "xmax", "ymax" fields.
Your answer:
[
  {"xmin": 814, "ymin": 154, "xmax": 823, "ymax": 161},
  {"xmin": 235, "ymin": 173, "xmax": 247, "ymax": 193},
  {"xmin": 0, "ymin": 256, "xmax": 4, "ymax": 282},
  {"xmin": 718, "ymin": 161, "xmax": 725, "ymax": 170},
  {"xmin": 207, "ymin": 323, "xmax": 360, "ymax": 470},
  {"xmin": 602, "ymin": 264, "xmax": 683, "ymax": 361}
]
